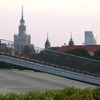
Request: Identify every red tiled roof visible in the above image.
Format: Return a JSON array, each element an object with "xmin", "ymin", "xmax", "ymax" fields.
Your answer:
[{"xmin": 58, "ymin": 45, "xmax": 100, "ymax": 52}]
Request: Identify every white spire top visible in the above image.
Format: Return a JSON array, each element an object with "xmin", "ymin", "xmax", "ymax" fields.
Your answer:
[
  {"xmin": 71, "ymin": 31, "xmax": 72, "ymax": 39},
  {"xmin": 47, "ymin": 32, "xmax": 49, "ymax": 40},
  {"xmin": 22, "ymin": 5, "xmax": 23, "ymax": 19}
]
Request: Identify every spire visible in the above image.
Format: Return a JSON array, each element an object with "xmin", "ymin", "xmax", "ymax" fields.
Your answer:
[
  {"xmin": 47, "ymin": 32, "xmax": 49, "ymax": 40},
  {"xmin": 45, "ymin": 32, "xmax": 51, "ymax": 49},
  {"xmin": 68, "ymin": 32, "xmax": 74, "ymax": 46},
  {"xmin": 19, "ymin": 5, "xmax": 26, "ymax": 35},
  {"xmin": 20, "ymin": 5, "xmax": 25, "ymax": 24},
  {"xmin": 71, "ymin": 31, "xmax": 72, "ymax": 39},
  {"xmin": 21, "ymin": 5, "xmax": 23, "ymax": 20}
]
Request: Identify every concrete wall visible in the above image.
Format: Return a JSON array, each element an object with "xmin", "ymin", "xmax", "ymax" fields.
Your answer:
[{"xmin": 0, "ymin": 55, "xmax": 100, "ymax": 85}]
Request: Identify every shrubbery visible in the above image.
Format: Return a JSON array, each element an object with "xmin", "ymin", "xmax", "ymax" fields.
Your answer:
[{"xmin": 0, "ymin": 87, "xmax": 100, "ymax": 100}]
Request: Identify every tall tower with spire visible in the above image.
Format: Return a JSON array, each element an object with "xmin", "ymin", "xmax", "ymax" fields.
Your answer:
[
  {"xmin": 45, "ymin": 33, "xmax": 51, "ymax": 49},
  {"xmin": 14, "ymin": 6, "xmax": 31, "ymax": 52},
  {"xmin": 68, "ymin": 33, "xmax": 74, "ymax": 46}
]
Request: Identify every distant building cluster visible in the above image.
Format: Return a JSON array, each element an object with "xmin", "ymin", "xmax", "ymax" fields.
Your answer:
[
  {"xmin": 64, "ymin": 31, "xmax": 97, "ymax": 46},
  {"xmin": 1, "ymin": 6, "xmax": 99, "ymax": 56},
  {"xmin": 58, "ymin": 31, "xmax": 99, "ymax": 55},
  {"xmin": 0, "ymin": 6, "xmax": 100, "ymax": 57},
  {"xmin": 13, "ymin": 6, "xmax": 51, "ymax": 53}
]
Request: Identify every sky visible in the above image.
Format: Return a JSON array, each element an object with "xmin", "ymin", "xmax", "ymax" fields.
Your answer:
[{"xmin": 0, "ymin": 0, "xmax": 100, "ymax": 48}]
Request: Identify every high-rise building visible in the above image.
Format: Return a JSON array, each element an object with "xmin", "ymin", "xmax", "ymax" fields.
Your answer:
[
  {"xmin": 45, "ymin": 33, "xmax": 51, "ymax": 49},
  {"xmin": 14, "ymin": 6, "xmax": 31, "ymax": 52},
  {"xmin": 85, "ymin": 31, "xmax": 97, "ymax": 45}
]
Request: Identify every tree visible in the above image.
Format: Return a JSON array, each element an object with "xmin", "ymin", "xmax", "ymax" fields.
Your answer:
[
  {"xmin": 48, "ymin": 47, "xmax": 59, "ymax": 51},
  {"xmin": 4, "ymin": 47, "xmax": 13, "ymax": 54},
  {"xmin": 93, "ymin": 50, "xmax": 100, "ymax": 60},
  {"xmin": 65, "ymin": 48, "xmax": 90, "ymax": 58},
  {"xmin": 22, "ymin": 45, "xmax": 35, "ymax": 57}
]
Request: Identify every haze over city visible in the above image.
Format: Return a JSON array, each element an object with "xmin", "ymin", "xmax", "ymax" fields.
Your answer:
[{"xmin": 0, "ymin": 0, "xmax": 100, "ymax": 48}]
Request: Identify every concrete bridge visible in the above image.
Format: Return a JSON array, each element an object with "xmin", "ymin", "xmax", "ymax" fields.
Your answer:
[{"xmin": 0, "ymin": 53, "xmax": 100, "ymax": 86}]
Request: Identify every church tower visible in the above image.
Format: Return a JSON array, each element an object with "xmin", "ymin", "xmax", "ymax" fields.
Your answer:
[
  {"xmin": 14, "ymin": 6, "xmax": 31, "ymax": 52},
  {"xmin": 45, "ymin": 33, "xmax": 51, "ymax": 49},
  {"xmin": 68, "ymin": 33, "xmax": 74, "ymax": 46}
]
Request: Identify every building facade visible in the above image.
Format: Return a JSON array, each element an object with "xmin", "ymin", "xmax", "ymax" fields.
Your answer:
[
  {"xmin": 14, "ymin": 6, "xmax": 31, "ymax": 52},
  {"xmin": 85, "ymin": 31, "xmax": 97, "ymax": 45}
]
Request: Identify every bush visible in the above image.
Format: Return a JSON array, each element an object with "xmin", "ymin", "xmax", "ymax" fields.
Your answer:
[{"xmin": 0, "ymin": 87, "xmax": 99, "ymax": 100}]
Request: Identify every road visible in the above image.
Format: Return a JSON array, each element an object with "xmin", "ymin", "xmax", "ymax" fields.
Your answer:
[{"xmin": 0, "ymin": 69, "xmax": 96, "ymax": 94}]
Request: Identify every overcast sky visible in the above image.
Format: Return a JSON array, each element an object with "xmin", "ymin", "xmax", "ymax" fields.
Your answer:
[{"xmin": 0, "ymin": 0, "xmax": 100, "ymax": 48}]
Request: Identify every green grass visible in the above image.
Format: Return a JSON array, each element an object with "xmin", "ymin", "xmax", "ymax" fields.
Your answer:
[{"xmin": 0, "ymin": 87, "xmax": 100, "ymax": 100}]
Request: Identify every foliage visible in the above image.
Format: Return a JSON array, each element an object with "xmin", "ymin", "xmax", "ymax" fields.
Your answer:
[
  {"xmin": 33, "ymin": 49, "xmax": 68, "ymax": 67},
  {"xmin": 4, "ymin": 47, "xmax": 13, "ymax": 54},
  {"xmin": 22, "ymin": 45, "xmax": 35, "ymax": 57},
  {"xmin": 0, "ymin": 87, "xmax": 99, "ymax": 100},
  {"xmin": 48, "ymin": 47, "xmax": 59, "ymax": 51},
  {"xmin": 92, "ymin": 87, "xmax": 100, "ymax": 99},
  {"xmin": 65, "ymin": 48, "xmax": 90, "ymax": 58},
  {"xmin": 32, "ymin": 48, "xmax": 100, "ymax": 75},
  {"xmin": 93, "ymin": 50, "xmax": 100, "ymax": 60}
]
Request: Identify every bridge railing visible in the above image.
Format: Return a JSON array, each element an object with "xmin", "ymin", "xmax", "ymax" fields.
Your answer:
[{"xmin": 0, "ymin": 39, "xmax": 100, "ymax": 77}]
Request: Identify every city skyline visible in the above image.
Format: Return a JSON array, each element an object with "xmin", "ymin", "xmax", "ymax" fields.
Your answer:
[{"xmin": 0, "ymin": 0, "xmax": 100, "ymax": 48}]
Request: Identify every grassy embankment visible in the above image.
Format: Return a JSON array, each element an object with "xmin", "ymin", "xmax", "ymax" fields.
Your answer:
[{"xmin": 0, "ymin": 87, "xmax": 100, "ymax": 100}]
